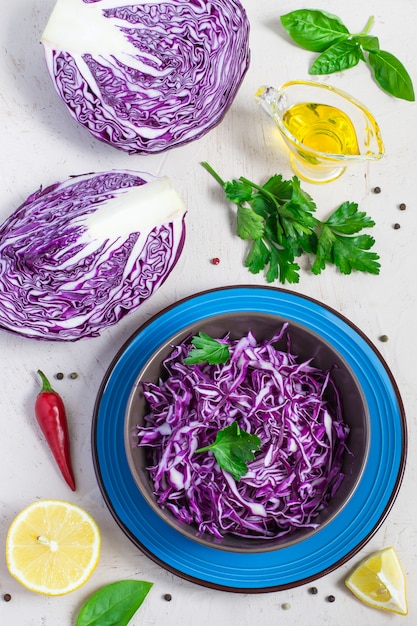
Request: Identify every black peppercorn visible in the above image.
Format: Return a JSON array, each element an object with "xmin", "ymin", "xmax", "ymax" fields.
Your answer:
[
  {"xmin": 399, "ymin": 203, "xmax": 406, "ymax": 210},
  {"xmin": 373, "ymin": 186, "xmax": 381, "ymax": 194},
  {"xmin": 163, "ymin": 593, "xmax": 172, "ymax": 602},
  {"xmin": 309, "ymin": 586, "xmax": 318, "ymax": 595},
  {"xmin": 393, "ymin": 223, "xmax": 401, "ymax": 230},
  {"xmin": 3, "ymin": 594, "xmax": 11, "ymax": 602},
  {"xmin": 55, "ymin": 372, "xmax": 64, "ymax": 380},
  {"xmin": 327, "ymin": 595, "xmax": 336, "ymax": 603}
]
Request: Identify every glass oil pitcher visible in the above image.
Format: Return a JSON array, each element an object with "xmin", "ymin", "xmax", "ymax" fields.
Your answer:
[{"xmin": 255, "ymin": 80, "xmax": 385, "ymax": 184}]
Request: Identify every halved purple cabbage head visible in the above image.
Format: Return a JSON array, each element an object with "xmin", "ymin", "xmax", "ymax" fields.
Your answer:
[
  {"xmin": 0, "ymin": 170, "xmax": 186, "ymax": 340},
  {"xmin": 41, "ymin": 0, "xmax": 250, "ymax": 154}
]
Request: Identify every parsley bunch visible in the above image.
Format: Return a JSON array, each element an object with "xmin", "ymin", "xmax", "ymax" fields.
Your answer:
[{"xmin": 202, "ymin": 162, "xmax": 380, "ymax": 284}]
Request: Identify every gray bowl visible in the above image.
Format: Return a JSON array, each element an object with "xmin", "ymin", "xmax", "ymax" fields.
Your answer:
[{"xmin": 125, "ymin": 312, "xmax": 369, "ymax": 553}]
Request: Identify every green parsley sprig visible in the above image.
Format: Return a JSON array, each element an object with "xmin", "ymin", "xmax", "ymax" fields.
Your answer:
[
  {"xmin": 184, "ymin": 332, "xmax": 230, "ymax": 365},
  {"xmin": 202, "ymin": 161, "xmax": 380, "ymax": 284},
  {"xmin": 195, "ymin": 422, "xmax": 261, "ymax": 481},
  {"xmin": 280, "ymin": 9, "xmax": 415, "ymax": 101}
]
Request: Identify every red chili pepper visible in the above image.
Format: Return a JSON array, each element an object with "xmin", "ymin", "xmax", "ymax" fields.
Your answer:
[{"xmin": 35, "ymin": 370, "xmax": 76, "ymax": 491}]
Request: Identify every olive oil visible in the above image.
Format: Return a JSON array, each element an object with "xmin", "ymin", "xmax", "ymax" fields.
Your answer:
[{"xmin": 283, "ymin": 102, "xmax": 360, "ymax": 155}]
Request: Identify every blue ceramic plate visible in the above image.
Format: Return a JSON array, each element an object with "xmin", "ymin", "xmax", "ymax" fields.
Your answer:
[{"xmin": 92, "ymin": 286, "xmax": 407, "ymax": 592}]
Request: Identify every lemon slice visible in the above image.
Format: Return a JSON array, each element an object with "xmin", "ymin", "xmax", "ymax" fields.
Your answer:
[
  {"xmin": 345, "ymin": 547, "xmax": 407, "ymax": 615},
  {"xmin": 6, "ymin": 500, "xmax": 101, "ymax": 596}
]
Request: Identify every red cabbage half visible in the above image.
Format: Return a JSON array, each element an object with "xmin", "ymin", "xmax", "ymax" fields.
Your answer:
[
  {"xmin": 0, "ymin": 170, "xmax": 186, "ymax": 340},
  {"xmin": 41, "ymin": 0, "xmax": 250, "ymax": 154},
  {"xmin": 136, "ymin": 325, "xmax": 350, "ymax": 540}
]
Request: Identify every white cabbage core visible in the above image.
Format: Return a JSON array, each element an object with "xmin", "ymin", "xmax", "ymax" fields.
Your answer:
[
  {"xmin": 41, "ymin": 0, "xmax": 137, "ymax": 55},
  {"xmin": 85, "ymin": 177, "xmax": 187, "ymax": 240}
]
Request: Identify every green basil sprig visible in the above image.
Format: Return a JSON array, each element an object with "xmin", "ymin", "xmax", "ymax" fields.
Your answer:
[
  {"xmin": 280, "ymin": 9, "xmax": 415, "ymax": 101},
  {"xmin": 76, "ymin": 580, "xmax": 153, "ymax": 626}
]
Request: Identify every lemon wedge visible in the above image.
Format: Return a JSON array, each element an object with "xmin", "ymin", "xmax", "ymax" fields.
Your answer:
[
  {"xmin": 345, "ymin": 547, "xmax": 407, "ymax": 615},
  {"xmin": 6, "ymin": 500, "xmax": 101, "ymax": 596}
]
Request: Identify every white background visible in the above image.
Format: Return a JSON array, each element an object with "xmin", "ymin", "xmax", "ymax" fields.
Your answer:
[{"xmin": 0, "ymin": 0, "xmax": 416, "ymax": 624}]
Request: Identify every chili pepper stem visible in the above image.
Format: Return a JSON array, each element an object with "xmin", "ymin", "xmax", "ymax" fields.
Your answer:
[{"xmin": 37, "ymin": 369, "xmax": 54, "ymax": 393}]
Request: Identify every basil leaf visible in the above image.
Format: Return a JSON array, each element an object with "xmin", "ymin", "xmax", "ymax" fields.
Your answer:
[
  {"xmin": 368, "ymin": 50, "xmax": 415, "ymax": 101},
  {"xmin": 354, "ymin": 34, "xmax": 380, "ymax": 53},
  {"xmin": 310, "ymin": 39, "xmax": 364, "ymax": 75},
  {"xmin": 281, "ymin": 9, "xmax": 349, "ymax": 52},
  {"xmin": 76, "ymin": 580, "xmax": 153, "ymax": 626}
]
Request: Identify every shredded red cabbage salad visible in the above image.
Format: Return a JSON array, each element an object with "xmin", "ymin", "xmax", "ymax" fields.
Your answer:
[{"xmin": 135, "ymin": 324, "xmax": 350, "ymax": 540}]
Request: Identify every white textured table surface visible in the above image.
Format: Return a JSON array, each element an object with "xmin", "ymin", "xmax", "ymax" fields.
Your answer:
[{"xmin": 1, "ymin": 0, "xmax": 416, "ymax": 624}]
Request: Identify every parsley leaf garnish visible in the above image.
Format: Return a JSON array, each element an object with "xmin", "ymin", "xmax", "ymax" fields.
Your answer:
[
  {"xmin": 184, "ymin": 332, "xmax": 230, "ymax": 365},
  {"xmin": 201, "ymin": 162, "xmax": 380, "ymax": 283},
  {"xmin": 195, "ymin": 422, "xmax": 261, "ymax": 481},
  {"xmin": 236, "ymin": 204, "xmax": 264, "ymax": 240},
  {"xmin": 312, "ymin": 201, "xmax": 380, "ymax": 275}
]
